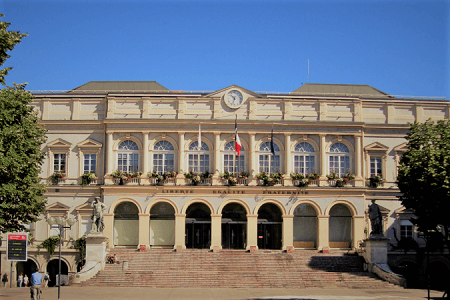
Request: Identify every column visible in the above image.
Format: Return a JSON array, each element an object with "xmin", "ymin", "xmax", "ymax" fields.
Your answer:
[
  {"xmin": 103, "ymin": 213, "xmax": 114, "ymax": 249},
  {"xmin": 174, "ymin": 213, "xmax": 186, "ymax": 251},
  {"xmin": 178, "ymin": 132, "xmax": 185, "ymax": 173},
  {"xmin": 138, "ymin": 213, "xmax": 150, "ymax": 249},
  {"xmin": 106, "ymin": 132, "xmax": 113, "ymax": 174},
  {"xmin": 282, "ymin": 215, "xmax": 294, "ymax": 252},
  {"xmin": 142, "ymin": 132, "xmax": 149, "ymax": 175},
  {"xmin": 319, "ymin": 134, "xmax": 327, "ymax": 185},
  {"xmin": 354, "ymin": 135, "xmax": 363, "ymax": 187},
  {"xmin": 352, "ymin": 215, "xmax": 365, "ymax": 249},
  {"xmin": 284, "ymin": 133, "xmax": 292, "ymax": 186},
  {"xmin": 317, "ymin": 215, "xmax": 329, "ymax": 251},
  {"xmin": 210, "ymin": 214, "xmax": 222, "ymax": 252},
  {"xmin": 213, "ymin": 132, "xmax": 221, "ymax": 175},
  {"xmin": 246, "ymin": 214, "xmax": 258, "ymax": 251},
  {"xmin": 248, "ymin": 133, "xmax": 257, "ymax": 185}
]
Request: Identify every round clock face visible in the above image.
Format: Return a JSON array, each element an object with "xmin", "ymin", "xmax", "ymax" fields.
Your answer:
[{"xmin": 225, "ymin": 90, "xmax": 243, "ymax": 108}]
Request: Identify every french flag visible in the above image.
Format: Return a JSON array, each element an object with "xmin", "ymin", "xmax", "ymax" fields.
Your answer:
[{"xmin": 235, "ymin": 118, "xmax": 242, "ymax": 156}]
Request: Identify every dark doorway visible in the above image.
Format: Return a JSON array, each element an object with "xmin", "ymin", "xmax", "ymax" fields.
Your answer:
[
  {"xmin": 185, "ymin": 203, "xmax": 211, "ymax": 249},
  {"xmin": 221, "ymin": 203, "xmax": 247, "ymax": 249},
  {"xmin": 16, "ymin": 259, "xmax": 38, "ymax": 287},
  {"xmin": 257, "ymin": 203, "xmax": 282, "ymax": 250},
  {"xmin": 47, "ymin": 259, "xmax": 68, "ymax": 287}
]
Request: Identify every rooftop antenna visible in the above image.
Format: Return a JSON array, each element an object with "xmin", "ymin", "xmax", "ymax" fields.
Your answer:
[{"xmin": 307, "ymin": 59, "xmax": 310, "ymax": 83}]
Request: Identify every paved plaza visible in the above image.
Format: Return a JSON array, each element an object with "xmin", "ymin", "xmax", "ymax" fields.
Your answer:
[{"xmin": 0, "ymin": 286, "xmax": 445, "ymax": 300}]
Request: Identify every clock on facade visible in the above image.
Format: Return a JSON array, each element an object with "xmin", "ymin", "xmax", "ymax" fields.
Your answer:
[{"xmin": 224, "ymin": 90, "xmax": 243, "ymax": 108}]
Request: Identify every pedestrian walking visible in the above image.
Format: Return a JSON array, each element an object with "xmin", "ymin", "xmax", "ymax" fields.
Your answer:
[
  {"xmin": 18, "ymin": 273, "xmax": 23, "ymax": 287},
  {"xmin": 2, "ymin": 273, "xmax": 8, "ymax": 287},
  {"xmin": 23, "ymin": 274, "xmax": 29, "ymax": 287}
]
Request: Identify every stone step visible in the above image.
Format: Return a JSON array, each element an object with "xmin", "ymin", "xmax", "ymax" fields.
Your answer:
[{"xmin": 82, "ymin": 249, "xmax": 400, "ymax": 289}]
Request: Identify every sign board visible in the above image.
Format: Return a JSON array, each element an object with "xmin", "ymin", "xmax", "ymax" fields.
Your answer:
[{"xmin": 7, "ymin": 234, "xmax": 28, "ymax": 261}]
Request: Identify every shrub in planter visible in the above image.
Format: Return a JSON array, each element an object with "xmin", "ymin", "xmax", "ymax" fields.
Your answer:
[
  {"xmin": 81, "ymin": 171, "xmax": 96, "ymax": 187},
  {"xmin": 369, "ymin": 175, "xmax": 383, "ymax": 188},
  {"xmin": 49, "ymin": 171, "xmax": 65, "ymax": 185}
]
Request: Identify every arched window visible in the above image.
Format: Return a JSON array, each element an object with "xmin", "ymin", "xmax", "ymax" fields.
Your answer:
[
  {"xmin": 293, "ymin": 142, "xmax": 316, "ymax": 175},
  {"xmin": 153, "ymin": 140, "xmax": 175, "ymax": 173},
  {"xmin": 328, "ymin": 143, "xmax": 350, "ymax": 177},
  {"xmin": 259, "ymin": 142, "xmax": 281, "ymax": 174},
  {"xmin": 223, "ymin": 141, "xmax": 245, "ymax": 174},
  {"xmin": 188, "ymin": 141, "xmax": 210, "ymax": 173},
  {"xmin": 118, "ymin": 140, "xmax": 139, "ymax": 172}
]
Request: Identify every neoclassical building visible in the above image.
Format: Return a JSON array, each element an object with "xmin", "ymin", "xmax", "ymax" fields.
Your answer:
[{"xmin": 1, "ymin": 81, "xmax": 449, "ymax": 283}]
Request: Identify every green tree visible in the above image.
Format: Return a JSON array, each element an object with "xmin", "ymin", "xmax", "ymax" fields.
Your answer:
[
  {"xmin": 0, "ymin": 14, "xmax": 47, "ymax": 234},
  {"xmin": 397, "ymin": 120, "xmax": 450, "ymax": 246}
]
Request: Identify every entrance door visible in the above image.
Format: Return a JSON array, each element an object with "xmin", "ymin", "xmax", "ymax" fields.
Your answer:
[
  {"xmin": 222, "ymin": 222, "xmax": 246, "ymax": 249},
  {"xmin": 185, "ymin": 221, "xmax": 211, "ymax": 249},
  {"xmin": 257, "ymin": 222, "xmax": 282, "ymax": 250}
]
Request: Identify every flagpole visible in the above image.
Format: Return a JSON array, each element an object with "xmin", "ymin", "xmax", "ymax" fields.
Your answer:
[{"xmin": 234, "ymin": 115, "xmax": 237, "ymax": 175}]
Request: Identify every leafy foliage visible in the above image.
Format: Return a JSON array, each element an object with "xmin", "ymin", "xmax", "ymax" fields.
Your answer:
[
  {"xmin": 38, "ymin": 236, "xmax": 60, "ymax": 256},
  {"xmin": 397, "ymin": 120, "xmax": 450, "ymax": 246},
  {"xmin": 73, "ymin": 236, "xmax": 86, "ymax": 264},
  {"xmin": 0, "ymin": 14, "xmax": 28, "ymax": 85},
  {"xmin": 0, "ymin": 16, "xmax": 47, "ymax": 234}
]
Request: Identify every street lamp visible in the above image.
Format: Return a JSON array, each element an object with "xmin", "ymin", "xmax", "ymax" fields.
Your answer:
[{"xmin": 46, "ymin": 216, "xmax": 76, "ymax": 299}]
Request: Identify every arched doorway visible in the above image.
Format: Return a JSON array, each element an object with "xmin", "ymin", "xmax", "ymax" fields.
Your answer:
[
  {"xmin": 221, "ymin": 203, "xmax": 247, "ymax": 249},
  {"xmin": 293, "ymin": 203, "xmax": 318, "ymax": 248},
  {"xmin": 185, "ymin": 203, "xmax": 211, "ymax": 249},
  {"xmin": 391, "ymin": 260, "xmax": 419, "ymax": 288},
  {"xmin": 150, "ymin": 202, "xmax": 175, "ymax": 248},
  {"xmin": 16, "ymin": 259, "xmax": 38, "ymax": 287},
  {"xmin": 47, "ymin": 259, "xmax": 68, "ymax": 287},
  {"xmin": 329, "ymin": 204, "xmax": 352, "ymax": 248},
  {"xmin": 428, "ymin": 261, "xmax": 449, "ymax": 290},
  {"xmin": 114, "ymin": 201, "xmax": 139, "ymax": 246},
  {"xmin": 257, "ymin": 203, "xmax": 282, "ymax": 250}
]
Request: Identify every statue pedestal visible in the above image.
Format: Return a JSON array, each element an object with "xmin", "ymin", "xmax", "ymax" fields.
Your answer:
[
  {"xmin": 71, "ymin": 233, "xmax": 108, "ymax": 284},
  {"xmin": 362, "ymin": 235, "xmax": 406, "ymax": 287},
  {"xmin": 85, "ymin": 233, "xmax": 108, "ymax": 266},
  {"xmin": 364, "ymin": 235, "xmax": 389, "ymax": 265}
]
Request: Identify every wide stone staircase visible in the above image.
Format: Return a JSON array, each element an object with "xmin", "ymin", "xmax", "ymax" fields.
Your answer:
[{"xmin": 81, "ymin": 249, "xmax": 401, "ymax": 289}]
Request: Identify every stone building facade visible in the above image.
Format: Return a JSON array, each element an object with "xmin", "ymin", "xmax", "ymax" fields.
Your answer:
[{"xmin": 1, "ymin": 81, "xmax": 449, "ymax": 285}]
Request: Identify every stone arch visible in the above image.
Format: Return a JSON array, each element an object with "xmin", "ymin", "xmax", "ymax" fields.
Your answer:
[
  {"xmin": 255, "ymin": 137, "xmax": 285, "ymax": 152},
  {"xmin": 149, "ymin": 136, "xmax": 179, "ymax": 151},
  {"xmin": 181, "ymin": 198, "xmax": 215, "ymax": 215},
  {"xmin": 254, "ymin": 199, "xmax": 286, "ymax": 215},
  {"xmin": 218, "ymin": 199, "xmax": 251, "ymax": 215},
  {"xmin": 324, "ymin": 200, "xmax": 358, "ymax": 216},
  {"xmin": 112, "ymin": 136, "xmax": 143, "ymax": 151},
  {"xmin": 290, "ymin": 138, "xmax": 319, "ymax": 153},
  {"xmin": 326, "ymin": 137, "xmax": 355, "ymax": 153},
  {"xmin": 108, "ymin": 198, "xmax": 143, "ymax": 214},
  {"xmin": 184, "ymin": 136, "xmax": 214, "ymax": 151},
  {"xmin": 220, "ymin": 137, "xmax": 249, "ymax": 153},
  {"xmin": 145, "ymin": 198, "xmax": 179, "ymax": 214},
  {"xmin": 289, "ymin": 200, "xmax": 322, "ymax": 216}
]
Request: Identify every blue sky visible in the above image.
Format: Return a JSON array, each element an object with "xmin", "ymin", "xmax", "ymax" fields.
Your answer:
[{"xmin": 2, "ymin": 0, "xmax": 449, "ymax": 98}]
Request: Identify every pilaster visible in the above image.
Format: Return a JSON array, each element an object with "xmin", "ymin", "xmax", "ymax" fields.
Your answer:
[
  {"xmin": 246, "ymin": 214, "xmax": 258, "ymax": 251},
  {"xmin": 317, "ymin": 215, "xmax": 329, "ymax": 251},
  {"xmin": 210, "ymin": 214, "xmax": 222, "ymax": 252},
  {"xmin": 282, "ymin": 215, "xmax": 294, "ymax": 252},
  {"xmin": 174, "ymin": 213, "xmax": 186, "ymax": 251},
  {"xmin": 138, "ymin": 213, "xmax": 150, "ymax": 249}
]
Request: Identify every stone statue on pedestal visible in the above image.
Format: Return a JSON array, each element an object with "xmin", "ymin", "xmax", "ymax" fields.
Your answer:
[
  {"xmin": 91, "ymin": 197, "xmax": 106, "ymax": 233},
  {"xmin": 368, "ymin": 199, "xmax": 383, "ymax": 236}
]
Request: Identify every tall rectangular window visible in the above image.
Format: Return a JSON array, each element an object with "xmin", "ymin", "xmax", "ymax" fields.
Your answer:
[
  {"xmin": 370, "ymin": 157, "xmax": 382, "ymax": 177},
  {"xmin": 84, "ymin": 154, "xmax": 96, "ymax": 173},
  {"xmin": 224, "ymin": 154, "xmax": 245, "ymax": 174},
  {"xmin": 400, "ymin": 220, "xmax": 413, "ymax": 239},
  {"xmin": 54, "ymin": 154, "xmax": 66, "ymax": 172},
  {"xmin": 188, "ymin": 154, "xmax": 209, "ymax": 173}
]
